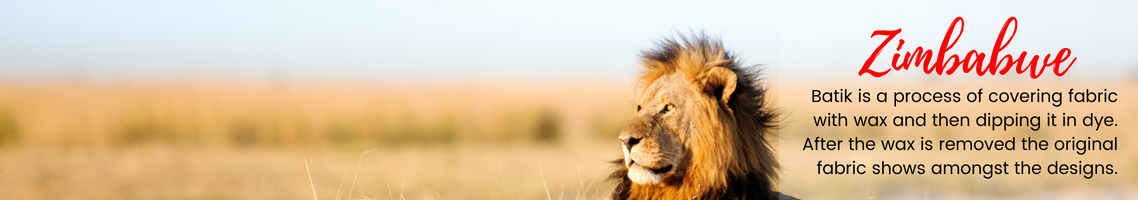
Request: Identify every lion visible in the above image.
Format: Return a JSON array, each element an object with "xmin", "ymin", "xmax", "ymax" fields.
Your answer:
[{"xmin": 610, "ymin": 34, "xmax": 794, "ymax": 200}]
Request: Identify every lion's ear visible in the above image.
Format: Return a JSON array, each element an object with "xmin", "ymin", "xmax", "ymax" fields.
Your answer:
[{"xmin": 701, "ymin": 67, "xmax": 737, "ymax": 106}]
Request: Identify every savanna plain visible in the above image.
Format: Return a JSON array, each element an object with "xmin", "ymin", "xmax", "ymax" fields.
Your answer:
[{"xmin": 1, "ymin": 80, "xmax": 1136, "ymax": 199}]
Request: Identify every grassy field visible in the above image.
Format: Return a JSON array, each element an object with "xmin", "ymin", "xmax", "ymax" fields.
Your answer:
[
  {"xmin": 0, "ymin": 144, "xmax": 623, "ymax": 199},
  {"xmin": 0, "ymin": 82, "xmax": 633, "ymax": 199},
  {"xmin": 0, "ymin": 80, "xmax": 1135, "ymax": 199},
  {"xmin": 0, "ymin": 82, "xmax": 635, "ymax": 148}
]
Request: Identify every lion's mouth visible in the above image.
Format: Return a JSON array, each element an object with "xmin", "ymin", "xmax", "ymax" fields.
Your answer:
[
  {"xmin": 648, "ymin": 164, "xmax": 673, "ymax": 174},
  {"xmin": 626, "ymin": 160, "xmax": 673, "ymax": 184},
  {"xmin": 630, "ymin": 160, "xmax": 674, "ymax": 174}
]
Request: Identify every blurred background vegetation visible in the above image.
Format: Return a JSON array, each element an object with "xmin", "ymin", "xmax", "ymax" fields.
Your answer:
[
  {"xmin": 4, "ymin": 80, "xmax": 1136, "ymax": 199},
  {"xmin": 0, "ymin": 82, "xmax": 640, "ymax": 199},
  {"xmin": 0, "ymin": 83, "xmax": 634, "ymax": 149}
]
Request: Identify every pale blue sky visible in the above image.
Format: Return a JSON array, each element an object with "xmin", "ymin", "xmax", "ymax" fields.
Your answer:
[
  {"xmin": 0, "ymin": 0, "xmax": 1134, "ymax": 83},
  {"xmin": 0, "ymin": 0, "xmax": 776, "ymax": 83}
]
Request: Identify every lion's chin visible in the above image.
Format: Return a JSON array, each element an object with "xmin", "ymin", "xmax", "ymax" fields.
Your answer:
[{"xmin": 627, "ymin": 163, "xmax": 672, "ymax": 185}]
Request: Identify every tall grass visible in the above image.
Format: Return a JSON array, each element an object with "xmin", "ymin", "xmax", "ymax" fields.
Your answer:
[
  {"xmin": 0, "ymin": 81, "xmax": 633, "ymax": 199},
  {"xmin": 0, "ymin": 106, "xmax": 18, "ymax": 147},
  {"xmin": 13, "ymin": 80, "xmax": 1127, "ymax": 199},
  {"xmin": 0, "ymin": 82, "xmax": 634, "ymax": 149}
]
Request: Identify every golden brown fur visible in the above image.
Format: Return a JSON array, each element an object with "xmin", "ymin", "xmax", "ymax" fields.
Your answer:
[{"xmin": 611, "ymin": 34, "xmax": 781, "ymax": 200}]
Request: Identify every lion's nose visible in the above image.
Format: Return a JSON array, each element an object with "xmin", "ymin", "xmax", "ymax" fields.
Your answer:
[{"xmin": 620, "ymin": 137, "xmax": 641, "ymax": 150}]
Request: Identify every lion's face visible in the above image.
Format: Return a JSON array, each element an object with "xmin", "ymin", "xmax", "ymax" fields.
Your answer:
[
  {"xmin": 619, "ymin": 73, "xmax": 698, "ymax": 185},
  {"xmin": 612, "ymin": 35, "xmax": 777, "ymax": 199}
]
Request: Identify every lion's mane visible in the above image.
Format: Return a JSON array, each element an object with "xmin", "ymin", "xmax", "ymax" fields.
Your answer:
[{"xmin": 610, "ymin": 34, "xmax": 780, "ymax": 200}]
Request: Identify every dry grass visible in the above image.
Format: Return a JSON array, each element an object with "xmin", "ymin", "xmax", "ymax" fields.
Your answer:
[
  {"xmin": 0, "ymin": 82, "xmax": 632, "ymax": 199},
  {"xmin": 0, "ymin": 82, "xmax": 634, "ymax": 148},
  {"xmin": 0, "ymin": 143, "xmax": 621, "ymax": 199},
  {"xmin": 0, "ymin": 79, "xmax": 1133, "ymax": 199}
]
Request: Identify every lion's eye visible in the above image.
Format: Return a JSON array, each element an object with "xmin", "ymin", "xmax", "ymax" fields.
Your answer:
[
  {"xmin": 662, "ymin": 105, "xmax": 674, "ymax": 113},
  {"xmin": 636, "ymin": 105, "xmax": 642, "ymax": 111}
]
